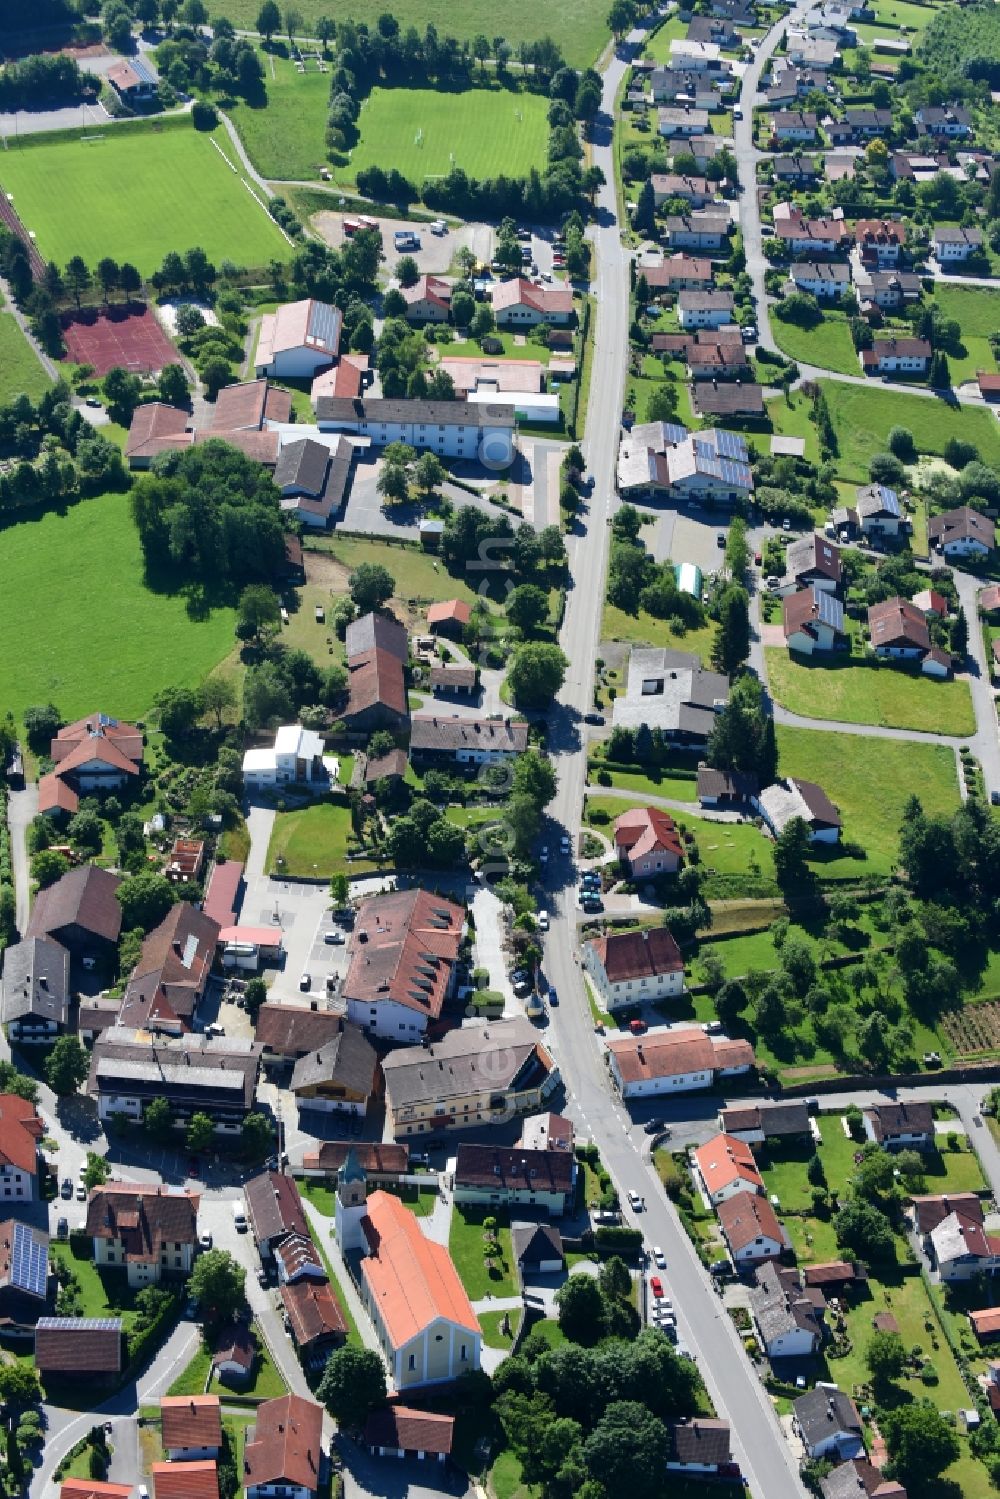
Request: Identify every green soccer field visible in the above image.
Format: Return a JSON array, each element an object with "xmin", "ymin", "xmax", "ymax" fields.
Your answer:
[
  {"xmin": 0, "ymin": 118, "xmax": 289, "ymax": 275},
  {"xmin": 346, "ymin": 86, "xmax": 549, "ymax": 188}
]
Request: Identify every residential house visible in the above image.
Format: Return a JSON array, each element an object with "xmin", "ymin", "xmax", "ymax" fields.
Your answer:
[
  {"xmin": 867, "ymin": 596, "xmax": 951, "ymax": 677},
  {"xmin": 696, "ymin": 764, "xmax": 759, "ymax": 808},
  {"xmin": 641, "ymin": 254, "xmax": 714, "ymax": 291},
  {"xmin": 616, "ymin": 441, "xmax": 672, "ymax": 499},
  {"xmin": 666, "ymin": 1419, "xmax": 734, "ymax": 1476},
  {"xmin": 341, "ymin": 888, "xmax": 464, "ymax": 1043},
  {"xmin": 686, "ymin": 336, "xmax": 752, "ymax": 380},
  {"xmin": 274, "ymin": 437, "xmax": 355, "ymax": 530},
  {"xmin": 788, "ymin": 262, "xmax": 850, "ymax": 299},
  {"xmin": 452, "ymin": 1144, "xmax": 575, "ymax": 1215},
  {"xmin": 299, "ymin": 1141, "xmax": 410, "ymax": 1182},
  {"xmin": 928, "ymin": 506, "xmax": 995, "ymax": 561},
  {"xmin": 855, "ymin": 482, "xmax": 904, "ymax": 538},
  {"xmin": 511, "ymin": 1222, "xmax": 565, "ymax": 1276},
  {"xmin": 686, "ymin": 15, "xmax": 740, "ymax": 42},
  {"xmin": 677, "ymin": 289, "xmax": 735, "ymax": 329},
  {"xmin": 793, "ymin": 1389, "xmax": 864, "ymax": 1461},
  {"xmin": 361, "ymin": 747, "xmax": 409, "ymax": 789},
  {"xmin": 755, "ymin": 777, "xmax": 841, "ymax": 843},
  {"xmin": 610, "ymin": 646, "xmax": 730, "ymax": 747},
  {"xmin": 853, "ymin": 267, "xmax": 922, "ymax": 312},
  {"xmin": 785, "ymin": 29, "xmax": 838, "ymax": 67},
  {"xmin": 658, "ymin": 108, "xmax": 711, "ymax": 139},
  {"xmin": 87, "ymin": 1182, "xmax": 199, "ymax": 1288},
  {"xmin": 663, "ymin": 211, "xmax": 730, "ymax": 248},
  {"xmin": 255, "ymin": 299, "xmax": 341, "ymax": 378},
  {"xmin": 289, "ymin": 1024, "xmax": 379, "ymax": 1116},
  {"xmin": 691, "ymin": 382, "xmax": 764, "ymax": 418},
  {"xmin": 382, "ymin": 1016, "xmax": 559, "ymax": 1137},
  {"xmin": 309, "ymin": 353, "xmax": 369, "ymax": 405},
  {"xmin": 650, "ymin": 71, "xmax": 725, "ymax": 110},
  {"xmin": 39, "ymin": 713, "xmax": 144, "ymax": 818},
  {"xmin": 364, "ymin": 1407, "xmax": 455, "ymax": 1465},
  {"xmin": 669, "ymin": 36, "xmax": 724, "ymax": 69},
  {"xmin": 607, "ymin": 1029, "xmax": 754, "ymax": 1099},
  {"xmin": 0, "ymin": 1220, "xmax": 51, "ymax": 1327},
  {"xmin": 583, "ymin": 927, "xmax": 685, "ymax": 1011},
  {"xmin": 490, "ymin": 279, "xmax": 574, "ymax": 328},
  {"xmin": 254, "ymin": 1004, "xmax": 347, "ymax": 1064},
  {"xmin": 916, "ymin": 105, "xmax": 972, "ymax": 137},
  {"xmin": 773, "ymin": 212, "xmax": 848, "ymax": 255},
  {"xmin": 244, "ymin": 1171, "xmax": 309, "ymax": 1261},
  {"xmin": 274, "ymin": 1233, "xmax": 325, "ymax": 1285},
  {"xmin": 783, "ymin": 586, "xmax": 847, "ymax": 654},
  {"xmin": 0, "ymin": 1095, "xmax": 43, "ymax": 1202},
  {"xmin": 1, "ymin": 936, "xmax": 70, "ymax": 1044},
  {"xmin": 911, "ymin": 589, "xmax": 949, "ymax": 618},
  {"xmin": 107, "ymin": 55, "xmax": 158, "ymax": 98},
  {"xmin": 243, "ymin": 1394, "xmax": 325, "ymax": 1499},
  {"xmin": 929, "ymin": 1210, "xmax": 1000, "ymax": 1283},
  {"xmin": 360, "ymin": 1190, "xmax": 481, "ymax": 1389},
  {"xmin": 402, "ymin": 276, "xmax": 452, "ymax": 324},
  {"xmin": 821, "ymin": 1460, "xmax": 908, "ymax": 1499},
  {"xmin": 613, "ymin": 806, "xmax": 684, "ymax": 878},
  {"xmin": 280, "ymin": 1278, "xmax": 348, "ymax": 1369},
  {"xmin": 970, "ymin": 1308, "xmax": 1000, "ymax": 1340},
  {"xmin": 242, "ymin": 724, "xmax": 325, "ymax": 791},
  {"xmin": 26, "ymin": 864, "xmax": 122, "ymax": 960},
  {"xmin": 342, "ymin": 612, "xmax": 410, "ymax": 736},
  {"xmin": 933, "ymin": 226, "xmax": 983, "ymax": 263},
  {"xmin": 717, "ymin": 1193, "xmax": 789, "ymax": 1267},
  {"xmin": 860, "ymin": 337, "xmax": 931, "ymax": 374},
  {"xmin": 718, "ymin": 1102, "xmax": 811, "ymax": 1143},
  {"xmin": 693, "ymin": 1133, "xmax": 764, "ymax": 1204},
  {"xmin": 152, "ymin": 1463, "xmax": 218, "ymax": 1499},
  {"xmin": 770, "ymin": 111, "xmax": 819, "ymax": 142},
  {"xmin": 161, "ymin": 1398, "xmax": 222, "ymax": 1462},
  {"xmin": 979, "ymin": 373, "xmax": 1000, "ymax": 402},
  {"xmin": 426, "ymin": 599, "xmax": 472, "ymax": 637},
  {"xmin": 117, "ymin": 903, "xmax": 220, "ymax": 1035},
  {"xmin": 855, "ymin": 219, "xmax": 905, "ymax": 267},
  {"xmin": 409, "ymin": 714, "xmax": 528, "ymax": 765},
  {"xmin": 621, "ymin": 423, "xmax": 752, "ymax": 505},
  {"xmin": 35, "ymin": 1317, "xmax": 122, "ymax": 1378},
  {"xmin": 751, "ymin": 1261, "xmax": 823, "ymax": 1356},
  {"xmin": 315, "ymin": 396, "xmax": 515, "ymax": 468},
  {"xmin": 650, "ymin": 172, "xmax": 713, "ymax": 207},
  {"xmin": 210, "ymin": 1323, "xmax": 256, "ymax": 1386},
  {"xmin": 61, "ymin": 1482, "xmax": 133, "ymax": 1499},
  {"xmin": 783, "ymin": 532, "xmax": 842, "ymax": 593},
  {"xmin": 862, "ymin": 1101, "xmax": 934, "ymax": 1150},
  {"xmin": 429, "ymin": 664, "xmax": 477, "ymax": 697},
  {"xmin": 773, "ymin": 155, "xmax": 820, "ymax": 183},
  {"xmin": 843, "ymin": 107, "xmax": 894, "ymax": 138},
  {"xmin": 88, "ymin": 1029, "xmax": 262, "ymax": 1132}
]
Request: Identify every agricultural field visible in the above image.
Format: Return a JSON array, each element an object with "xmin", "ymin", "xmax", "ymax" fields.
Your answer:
[
  {"xmin": 0, "ymin": 491, "xmax": 236, "ymax": 722},
  {"xmin": 765, "ymin": 650, "xmax": 976, "ymax": 736},
  {"xmin": 941, "ymin": 1001, "xmax": 1000, "ymax": 1059},
  {"xmin": 227, "ymin": 49, "xmax": 330, "ymax": 180},
  {"xmin": 0, "ymin": 118, "xmax": 289, "ymax": 275},
  {"xmin": 819, "ymin": 380, "xmax": 1000, "ymax": 480},
  {"xmin": 0, "ymin": 312, "xmax": 52, "ymax": 403},
  {"xmin": 211, "ymin": 0, "xmax": 611, "ymax": 69},
  {"xmin": 346, "ymin": 86, "xmax": 549, "ymax": 188},
  {"xmin": 771, "ymin": 312, "xmax": 865, "ymax": 377}
]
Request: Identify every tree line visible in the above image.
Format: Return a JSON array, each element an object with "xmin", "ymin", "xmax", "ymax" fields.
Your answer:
[{"xmin": 0, "ymin": 52, "xmax": 98, "ymax": 111}]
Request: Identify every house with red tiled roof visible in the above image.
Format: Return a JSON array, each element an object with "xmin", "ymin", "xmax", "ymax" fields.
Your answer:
[
  {"xmin": 342, "ymin": 888, "xmax": 465, "ymax": 1042},
  {"xmin": 152, "ymin": 1461, "xmax": 218, "ymax": 1499},
  {"xmin": 364, "ymin": 1405, "xmax": 455, "ymax": 1463},
  {"xmin": 692, "ymin": 1133, "xmax": 764, "ymax": 1205},
  {"xmin": 426, "ymin": 599, "xmax": 472, "ymax": 635},
  {"xmin": 86, "ymin": 1182, "xmax": 200, "ymax": 1289},
  {"xmin": 244, "ymin": 1395, "xmax": 325, "ymax": 1499},
  {"xmin": 491, "ymin": 277, "xmax": 575, "ymax": 328},
  {"xmin": 402, "ymin": 275, "xmax": 452, "ymax": 324},
  {"xmin": 161, "ymin": 1397, "xmax": 222, "ymax": 1461},
  {"xmin": 717, "ymin": 1193, "xmax": 788, "ymax": 1265},
  {"xmin": 613, "ymin": 806, "xmax": 684, "ymax": 878},
  {"xmin": 0, "ymin": 1096, "xmax": 44, "ymax": 1200},
  {"xmin": 60, "ymin": 1482, "xmax": 133, "ymax": 1499},
  {"xmin": 360, "ymin": 1190, "xmax": 481, "ymax": 1390},
  {"xmin": 39, "ymin": 713, "xmax": 144, "ymax": 820},
  {"xmin": 117, "ymin": 903, "xmax": 220, "ymax": 1035},
  {"xmin": 605, "ymin": 1028, "xmax": 754, "ymax": 1099},
  {"xmin": 280, "ymin": 1278, "xmax": 348, "ymax": 1370},
  {"xmin": 583, "ymin": 927, "xmax": 685, "ymax": 1011},
  {"xmin": 124, "ymin": 403, "xmax": 193, "ymax": 468}
]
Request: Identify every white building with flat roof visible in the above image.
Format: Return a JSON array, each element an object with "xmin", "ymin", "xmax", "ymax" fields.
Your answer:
[{"xmin": 242, "ymin": 725, "xmax": 325, "ymax": 789}]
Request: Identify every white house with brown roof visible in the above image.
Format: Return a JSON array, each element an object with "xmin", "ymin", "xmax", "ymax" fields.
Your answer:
[
  {"xmin": 613, "ymin": 806, "xmax": 684, "ymax": 878},
  {"xmin": 928, "ymin": 505, "xmax": 995, "ymax": 561},
  {"xmin": 364, "ymin": 1406, "xmax": 454, "ymax": 1464},
  {"xmin": 402, "ymin": 276, "xmax": 452, "ymax": 324},
  {"xmin": 254, "ymin": 299, "xmax": 342, "ymax": 379},
  {"xmin": 930, "ymin": 1211, "xmax": 1000, "ymax": 1283},
  {"xmin": 491, "ymin": 278, "xmax": 574, "ymax": 328},
  {"xmin": 360, "ymin": 1190, "xmax": 481, "ymax": 1390},
  {"xmin": 718, "ymin": 1193, "xmax": 789, "ymax": 1265},
  {"xmin": 452, "ymin": 1144, "xmax": 575, "ymax": 1216},
  {"xmin": 755, "ymin": 778, "xmax": 841, "ymax": 843},
  {"xmin": 341, "ymin": 888, "xmax": 464, "ymax": 1043},
  {"xmin": 161, "ymin": 1397, "xmax": 222, "ymax": 1461},
  {"xmin": 409, "ymin": 714, "xmax": 528, "ymax": 765},
  {"xmin": 693, "ymin": 1133, "xmax": 764, "ymax": 1205},
  {"xmin": 605, "ymin": 1028, "xmax": 754, "ymax": 1098},
  {"xmin": 244, "ymin": 1395, "xmax": 325, "ymax": 1499},
  {"xmin": 86, "ymin": 1182, "xmax": 199, "ymax": 1288},
  {"xmin": 863, "ymin": 1101, "xmax": 934, "ymax": 1150},
  {"xmin": 667, "ymin": 1419, "xmax": 734, "ymax": 1476},
  {"xmin": 0, "ymin": 1095, "xmax": 43, "ymax": 1201},
  {"xmin": 583, "ymin": 927, "xmax": 685, "ymax": 1011}
]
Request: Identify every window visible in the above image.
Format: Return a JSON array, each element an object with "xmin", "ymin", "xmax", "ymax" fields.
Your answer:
[
  {"xmin": 460, "ymin": 1344, "xmax": 468, "ymax": 1361},
  {"xmin": 408, "ymin": 1354, "xmax": 416, "ymax": 1371}
]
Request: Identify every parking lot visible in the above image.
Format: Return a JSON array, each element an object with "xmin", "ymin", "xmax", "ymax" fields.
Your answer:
[{"xmin": 312, "ymin": 211, "xmax": 494, "ymax": 274}]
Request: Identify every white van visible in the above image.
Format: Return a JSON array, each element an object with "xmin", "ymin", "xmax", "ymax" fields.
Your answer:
[
  {"xmin": 233, "ymin": 1201, "xmax": 248, "ymax": 1232},
  {"xmin": 430, "ymin": 219, "xmax": 447, "ymax": 235},
  {"xmin": 537, "ymin": 910, "xmax": 550, "ymax": 931}
]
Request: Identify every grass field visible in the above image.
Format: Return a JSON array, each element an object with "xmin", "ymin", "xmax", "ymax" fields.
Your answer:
[
  {"xmin": 449, "ymin": 1206, "xmax": 516, "ymax": 1299},
  {"xmin": 765, "ymin": 389, "xmax": 822, "ymax": 465},
  {"xmin": 0, "ymin": 492, "xmax": 235, "ymax": 721},
  {"xmin": 601, "ymin": 603, "xmax": 715, "ymax": 663},
  {"xmin": 775, "ymin": 725, "xmax": 960, "ymax": 872},
  {"xmin": 820, "ymin": 380, "xmax": 1000, "ymax": 480},
  {"xmin": 772, "ymin": 313, "xmax": 861, "ymax": 376},
  {"xmin": 0, "ymin": 312, "xmax": 52, "ymax": 403},
  {"xmin": 931, "ymin": 283, "xmax": 1000, "ymax": 336},
  {"xmin": 266, "ymin": 799, "xmax": 383, "ymax": 877},
  {"xmin": 227, "ymin": 50, "xmax": 330, "ymax": 180},
  {"xmin": 765, "ymin": 650, "xmax": 976, "ymax": 735},
  {"xmin": 346, "ymin": 86, "xmax": 549, "ymax": 188},
  {"xmin": 0, "ymin": 118, "xmax": 288, "ymax": 275},
  {"xmin": 212, "ymin": 0, "xmax": 610, "ymax": 68}
]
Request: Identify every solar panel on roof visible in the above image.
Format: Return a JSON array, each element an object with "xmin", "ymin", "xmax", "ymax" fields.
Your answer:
[
  {"xmin": 718, "ymin": 459, "xmax": 752, "ymax": 487},
  {"xmin": 662, "ymin": 423, "xmax": 688, "ymax": 445},
  {"xmin": 307, "ymin": 302, "xmax": 341, "ymax": 352},
  {"xmin": 814, "ymin": 590, "xmax": 844, "ymax": 631},
  {"xmin": 129, "ymin": 55, "xmax": 157, "ymax": 85},
  {"xmin": 11, "ymin": 1222, "xmax": 47, "ymax": 1299},
  {"xmin": 715, "ymin": 429, "xmax": 749, "ymax": 460}
]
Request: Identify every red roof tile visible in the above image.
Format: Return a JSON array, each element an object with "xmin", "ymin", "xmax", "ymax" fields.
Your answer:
[
  {"xmin": 161, "ymin": 1397, "xmax": 222, "ymax": 1452},
  {"xmin": 152, "ymin": 1462, "xmax": 218, "ymax": 1499},
  {"xmin": 244, "ymin": 1395, "xmax": 324, "ymax": 1491}
]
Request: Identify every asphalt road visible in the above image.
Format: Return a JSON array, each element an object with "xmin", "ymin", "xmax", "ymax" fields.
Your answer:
[{"xmin": 534, "ymin": 12, "xmax": 809, "ymax": 1498}]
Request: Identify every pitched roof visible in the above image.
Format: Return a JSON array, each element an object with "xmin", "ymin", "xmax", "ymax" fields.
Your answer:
[
  {"xmin": 210, "ymin": 1320, "xmax": 256, "ymax": 1373},
  {"xmin": 586, "ymin": 926, "xmax": 684, "ymax": 983},
  {"xmin": 244, "ymin": 1171, "xmax": 309, "ymax": 1246},
  {"xmin": 289, "ymin": 1025, "xmax": 379, "ymax": 1099},
  {"xmin": 822, "ymin": 1459, "xmax": 907, "ymax": 1499},
  {"xmin": 89, "ymin": 1030, "xmax": 261, "ymax": 1113},
  {"xmin": 697, "ymin": 764, "xmax": 759, "ymax": 802},
  {"xmin": 381, "ymin": 1016, "xmax": 554, "ymax": 1109},
  {"xmin": 256, "ymin": 299, "xmax": 341, "ymax": 364},
  {"xmin": 693, "ymin": 1133, "xmax": 764, "ymax": 1195},
  {"xmin": 151, "ymin": 1462, "xmax": 219, "ymax": 1499},
  {"xmin": 361, "ymin": 1190, "xmax": 479, "ymax": 1347},
  {"xmin": 794, "ymin": 1388, "xmax": 862, "ymax": 1447},
  {"xmin": 510, "ymin": 1221, "xmax": 564, "ymax": 1266},
  {"xmin": 409, "ymin": 715, "xmax": 528, "ymax": 755},
  {"xmin": 607, "ymin": 1028, "xmax": 754, "ymax": 1083},
  {"xmin": 930, "ymin": 1209, "xmax": 1000, "ymax": 1264},
  {"xmin": 803, "ymin": 1261, "xmax": 863, "ymax": 1287},
  {"xmin": 202, "ymin": 860, "xmax": 243, "ymax": 929},
  {"xmin": 912, "ymin": 1192, "xmax": 983, "ymax": 1235},
  {"xmin": 783, "ymin": 586, "xmax": 845, "ymax": 643},
  {"xmin": 454, "ymin": 1144, "xmax": 574, "ymax": 1195},
  {"xmin": 613, "ymin": 806, "xmax": 685, "ymax": 863},
  {"xmin": 35, "ymin": 1317, "xmax": 122, "ymax": 1373},
  {"xmin": 27, "ymin": 864, "xmax": 122, "ymax": 946},
  {"xmin": 862, "ymin": 337, "xmax": 931, "ymax": 365},
  {"xmin": 718, "ymin": 1102, "xmax": 810, "ymax": 1136},
  {"xmin": 342, "ymin": 888, "xmax": 464, "ymax": 1020},
  {"xmin": 692, "ymin": 383, "xmax": 764, "ymax": 417},
  {"xmin": 364, "ymin": 1405, "xmax": 454, "ymax": 1457},
  {"xmin": 1, "ymin": 936, "xmax": 70, "ymax": 1027},
  {"xmin": 864, "ymin": 1100, "xmax": 933, "ymax": 1141},
  {"xmin": 243, "ymin": 1395, "xmax": 324, "ymax": 1491},
  {"xmin": 38, "ymin": 772, "xmax": 79, "ymax": 816},
  {"xmin": 0, "ymin": 1219, "xmax": 49, "ymax": 1301},
  {"xmin": 785, "ymin": 531, "xmax": 842, "ymax": 584},
  {"xmin": 0, "ymin": 1095, "xmax": 43, "ymax": 1173},
  {"xmin": 280, "ymin": 1277, "xmax": 348, "ymax": 1348},
  {"xmin": 911, "ymin": 589, "xmax": 948, "ymax": 617},
  {"xmin": 426, "ymin": 599, "xmax": 472, "ymax": 627},
  {"xmin": 125, "ymin": 403, "xmax": 191, "ymax": 462},
  {"xmin": 668, "ymin": 1418, "xmax": 732, "ymax": 1466},
  {"xmin": 403, "ymin": 275, "xmax": 452, "ymax": 310},
  {"xmin": 119, "ymin": 903, "xmax": 220, "ymax": 1032},
  {"xmin": 718, "ymin": 1192, "xmax": 785, "ymax": 1253},
  {"xmin": 255, "ymin": 1002, "xmax": 347, "ymax": 1058},
  {"xmin": 856, "ymin": 483, "xmax": 902, "ymax": 520},
  {"xmin": 85, "ymin": 1182, "xmax": 200, "ymax": 1259},
  {"xmin": 161, "ymin": 1397, "xmax": 222, "ymax": 1452},
  {"xmin": 928, "ymin": 505, "xmax": 995, "ymax": 550},
  {"xmin": 364, "ymin": 748, "xmax": 409, "ymax": 782},
  {"xmin": 757, "ymin": 777, "xmax": 841, "ymax": 833},
  {"xmin": 868, "ymin": 596, "xmax": 930, "ymax": 652},
  {"xmin": 490, "ymin": 278, "xmax": 574, "ymax": 316},
  {"xmin": 345, "ymin": 646, "xmax": 408, "ymax": 721},
  {"xmin": 60, "ymin": 1483, "xmax": 133, "ymax": 1499},
  {"xmin": 970, "ymin": 1307, "xmax": 1000, "ymax": 1336},
  {"xmin": 209, "ymin": 380, "xmax": 291, "ymax": 433}
]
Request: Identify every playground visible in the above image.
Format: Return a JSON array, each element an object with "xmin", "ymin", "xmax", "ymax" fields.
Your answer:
[{"xmin": 346, "ymin": 85, "xmax": 549, "ymax": 187}]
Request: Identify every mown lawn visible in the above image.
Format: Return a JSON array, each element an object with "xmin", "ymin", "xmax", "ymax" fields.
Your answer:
[
  {"xmin": 775, "ymin": 725, "xmax": 960, "ymax": 873},
  {"xmin": 587, "ymin": 764, "xmax": 699, "ymax": 802},
  {"xmin": 931, "ymin": 283, "xmax": 1000, "ymax": 335},
  {"xmin": 478, "ymin": 1307, "xmax": 522, "ymax": 1350},
  {"xmin": 772, "ymin": 313, "xmax": 861, "ymax": 376},
  {"xmin": 0, "ymin": 491, "xmax": 235, "ymax": 721},
  {"xmin": 765, "ymin": 650, "xmax": 976, "ymax": 735},
  {"xmin": 584, "ymin": 794, "xmax": 774, "ymax": 879},
  {"xmin": 0, "ymin": 312, "xmax": 52, "ymax": 403},
  {"xmin": 601, "ymin": 603, "xmax": 716, "ymax": 663},
  {"xmin": 449, "ymin": 1206, "xmax": 517, "ymax": 1300},
  {"xmin": 0, "ymin": 118, "xmax": 289, "ymax": 274},
  {"xmin": 266, "ymin": 799, "xmax": 382, "ymax": 877},
  {"xmin": 642, "ymin": 14, "xmax": 688, "ymax": 61},
  {"xmin": 820, "ymin": 380, "xmax": 1000, "ymax": 480},
  {"xmin": 227, "ymin": 49, "xmax": 331, "ymax": 180},
  {"xmin": 167, "ymin": 1345, "xmax": 213, "ymax": 1397},
  {"xmin": 765, "ymin": 389, "xmax": 822, "ymax": 466},
  {"xmin": 347, "ymin": 86, "xmax": 549, "ymax": 189}
]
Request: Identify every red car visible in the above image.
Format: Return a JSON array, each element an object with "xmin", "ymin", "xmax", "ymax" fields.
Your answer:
[
  {"xmin": 629, "ymin": 1018, "xmax": 647, "ymax": 1035},
  {"xmin": 650, "ymin": 1276, "xmax": 665, "ymax": 1299}
]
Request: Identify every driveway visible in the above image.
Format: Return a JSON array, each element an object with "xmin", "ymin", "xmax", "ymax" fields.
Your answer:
[
  {"xmin": 338, "ymin": 1439, "xmax": 472, "ymax": 1499},
  {"xmin": 470, "ymin": 886, "xmax": 516, "ymax": 1016},
  {"xmin": 7, "ymin": 781, "xmax": 37, "ymax": 937},
  {"xmin": 338, "ymin": 456, "xmax": 499, "ymax": 538}
]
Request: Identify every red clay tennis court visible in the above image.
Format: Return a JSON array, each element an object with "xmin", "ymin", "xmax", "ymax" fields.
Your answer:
[{"xmin": 61, "ymin": 303, "xmax": 178, "ymax": 376}]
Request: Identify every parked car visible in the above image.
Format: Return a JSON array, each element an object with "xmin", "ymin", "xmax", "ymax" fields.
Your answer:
[
  {"xmin": 548, "ymin": 987, "xmax": 558, "ymax": 1006},
  {"xmin": 652, "ymin": 1246, "xmax": 666, "ymax": 1268},
  {"xmin": 581, "ymin": 896, "xmax": 603, "ymax": 912},
  {"xmin": 627, "ymin": 1189, "xmax": 645, "ymax": 1211},
  {"xmin": 56, "ymin": 1217, "xmax": 69, "ymax": 1239},
  {"xmin": 649, "ymin": 1275, "xmax": 665, "ymax": 1299},
  {"xmin": 560, "ymin": 835, "xmax": 571, "ymax": 855},
  {"xmin": 324, "ymin": 930, "xmax": 345, "ymax": 945},
  {"xmin": 643, "ymin": 1118, "xmax": 666, "ymax": 1136},
  {"xmin": 60, "ymin": 1179, "xmax": 72, "ymax": 1199},
  {"xmin": 584, "ymin": 712, "xmax": 605, "ymax": 725},
  {"xmin": 199, "ymin": 1231, "xmax": 213, "ymax": 1250},
  {"xmin": 716, "ymin": 532, "xmax": 726, "ymax": 548},
  {"xmin": 629, "ymin": 1018, "xmax": 647, "ymax": 1035},
  {"xmin": 537, "ymin": 910, "xmax": 550, "ymax": 931},
  {"xmin": 299, "ymin": 972, "xmax": 311, "ymax": 990},
  {"xmin": 75, "ymin": 1184, "xmax": 86, "ymax": 1201}
]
